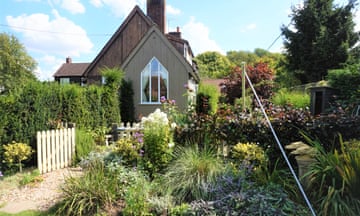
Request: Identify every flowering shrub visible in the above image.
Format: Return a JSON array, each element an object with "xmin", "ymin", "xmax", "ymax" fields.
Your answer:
[
  {"xmin": 141, "ymin": 109, "xmax": 173, "ymax": 177},
  {"xmin": 114, "ymin": 132, "xmax": 143, "ymax": 167},
  {"xmin": 3, "ymin": 141, "xmax": 33, "ymax": 172}
]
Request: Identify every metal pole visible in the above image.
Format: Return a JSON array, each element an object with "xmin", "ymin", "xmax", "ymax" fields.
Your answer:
[
  {"xmin": 242, "ymin": 62, "xmax": 246, "ymax": 111},
  {"xmin": 244, "ymin": 71, "xmax": 317, "ymax": 216}
]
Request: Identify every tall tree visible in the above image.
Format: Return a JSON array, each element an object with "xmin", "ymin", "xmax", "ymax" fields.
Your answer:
[
  {"xmin": 281, "ymin": 0, "xmax": 359, "ymax": 83},
  {"xmin": 0, "ymin": 33, "xmax": 37, "ymax": 93},
  {"xmin": 194, "ymin": 51, "xmax": 233, "ymax": 78}
]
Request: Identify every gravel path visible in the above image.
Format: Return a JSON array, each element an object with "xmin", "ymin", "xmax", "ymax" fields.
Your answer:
[{"xmin": 0, "ymin": 167, "xmax": 82, "ymax": 214}]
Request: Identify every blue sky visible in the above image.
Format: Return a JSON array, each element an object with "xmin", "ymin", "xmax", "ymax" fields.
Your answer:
[{"xmin": 1, "ymin": 0, "xmax": 357, "ymax": 81}]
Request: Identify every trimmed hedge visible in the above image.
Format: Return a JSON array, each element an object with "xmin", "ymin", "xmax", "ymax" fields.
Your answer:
[{"xmin": 0, "ymin": 80, "xmax": 120, "ymax": 157}]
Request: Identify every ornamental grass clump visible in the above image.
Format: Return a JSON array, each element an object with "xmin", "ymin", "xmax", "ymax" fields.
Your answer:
[
  {"xmin": 163, "ymin": 146, "xmax": 226, "ymax": 202},
  {"xmin": 3, "ymin": 141, "xmax": 33, "ymax": 172},
  {"xmin": 141, "ymin": 108, "xmax": 173, "ymax": 177}
]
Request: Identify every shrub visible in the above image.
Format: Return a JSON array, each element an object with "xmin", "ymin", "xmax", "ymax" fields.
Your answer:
[
  {"xmin": 191, "ymin": 170, "xmax": 309, "ymax": 215},
  {"xmin": 74, "ymin": 128, "xmax": 96, "ymax": 163},
  {"xmin": 197, "ymin": 83, "xmax": 220, "ymax": 114},
  {"xmin": 3, "ymin": 142, "xmax": 34, "ymax": 172},
  {"xmin": 327, "ymin": 67, "xmax": 360, "ymax": 105},
  {"xmin": 230, "ymin": 142, "xmax": 267, "ymax": 169},
  {"xmin": 163, "ymin": 146, "xmax": 226, "ymax": 202},
  {"xmin": 304, "ymin": 135, "xmax": 360, "ymax": 216},
  {"xmin": 122, "ymin": 174, "xmax": 152, "ymax": 216},
  {"xmin": 271, "ymin": 88, "xmax": 310, "ymax": 109},
  {"xmin": 57, "ymin": 148, "xmax": 143, "ymax": 216},
  {"xmin": 120, "ymin": 79, "xmax": 135, "ymax": 123},
  {"xmin": 114, "ymin": 135, "xmax": 142, "ymax": 167},
  {"xmin": 141, "ymin": 109, "xmax": 172, "ymax": 177},
  {"xmin": 222, "ymin": 62, "xmax": 274, "ymax": 104}
]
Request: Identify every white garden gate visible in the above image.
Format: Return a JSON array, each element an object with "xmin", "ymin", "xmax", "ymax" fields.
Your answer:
[{"xmin": 36, "ymin": 127, "xmax": 75, "ymax": 174}]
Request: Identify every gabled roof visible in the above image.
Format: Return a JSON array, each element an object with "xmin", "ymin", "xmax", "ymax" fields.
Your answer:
[
  {"xmin": 121, "ymin": 25, "xmax": 200, "ymax": 82},
  {"xmin": 83, "ymin": 6, "xmax": 154, "ymax": 77},
  {"xmin": 53, "ymin": 63, "xmax": 90, "ymax": 77}
]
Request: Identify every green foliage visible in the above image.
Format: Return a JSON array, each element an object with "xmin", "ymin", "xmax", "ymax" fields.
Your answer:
[
  {"xmin": 226, "ymin": 50, "xmax": 259, "ymax": 66},
  {"xmin": 281, "ymin": 0, "xmax": 359, "ymax": 83},
  {"xmin": 57, "ymin": 148, "xmax": 144, "ymax": 216},
  {"xmin": 197, "ymin": 82, "xmax": 219, "ymax": 114},
  {"xmin": 120, "ymin": 79, "xmax": 135, "ymax": 123},
  {"xmin": 271, "ymin": 89, "xmax": 310, "ymax": 109},
  {"xmin": 327, "ymin": 67, "xmax": 360, "ymax": 105},
  {"xmin": 100, "ymin": 67, "xmax": 123, "ymax": 125},
  {"xmin": 191, "ymin": 170, "xmax": 309, "ymax": 215},
  {"xmin": 56, "ymin": 160, "xmax": 116, "ymax": 215},
  {"xmin": 0, "ymin": 74, "xmax": 122, "ymax": 157},
  {"xmin": 163, "ymin": 146, "xmax": 226, "ymax": 202},
  {"xmin": 122, "ymin": 174, "xmax": 152, "ymax": 216},
  {"xmin": 141, "ymin": 109, "xmax": 172, "ymax": 177},
  {"xmin": 304, "ymin": 135, "xmax": 360, "ymax": 216},
  {"xmin": 3, "ymin": 142, "xmax": 33, "ymax": 172},
  {"xmin": 19, "ymin": 169, "xmax": 43, "ymax": 186},
  {"xmin": 195, "ymin": 51, "xmax": 233, "ymax": 78},
  {"xmin": 114, "ymin": 136, "xmax": 142, "ymax": 167},
  {"xmin": 230, "ymin": 142, "xmax": 267, "ymax": 169},
  {"xmin": 74, "ymin": 128, "xmax": 96, "ymax": 163},
  {"xmin": 0, "ymin": 33, "xmax": 37, "ymax": 93}
]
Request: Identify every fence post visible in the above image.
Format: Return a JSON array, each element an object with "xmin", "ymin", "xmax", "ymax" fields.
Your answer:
[{"xmin": 112, "ymin": 123, "xmax": 118, "ymax": 142}]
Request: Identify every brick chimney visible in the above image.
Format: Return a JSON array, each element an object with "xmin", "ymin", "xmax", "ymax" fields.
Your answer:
[
  {"xmin": 66, "ymin": 57, "xmax": 72, "ymax": 64},
  {"xmin": 147, "ymin": 0, "xmax": 166, "ymax": 33},
  {"xmin": 168, "ymin": 26, "xmax": 182, "ymax": 39}
]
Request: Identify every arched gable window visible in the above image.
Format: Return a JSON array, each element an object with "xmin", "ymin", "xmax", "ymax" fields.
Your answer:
[{"xmin": 141, "ymin": 57, "xmax": 168, "ymax": 103}]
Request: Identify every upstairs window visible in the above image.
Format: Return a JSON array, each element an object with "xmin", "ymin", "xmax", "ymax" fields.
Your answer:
[{"xmin": 141, "ymin": 57, "xmax": 168, "ymax": 103}]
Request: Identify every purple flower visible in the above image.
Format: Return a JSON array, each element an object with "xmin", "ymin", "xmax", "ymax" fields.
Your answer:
[
  {"xmin": 139, "ymin": 149, "xmax": 144, "ymax": 157},
  {"xmin": 160, "ymin": 96, "xmax": 166, "ymax": 102},
  {"xmin": 137, "ymin": 137, "xmax": 143, "ymax": 143},
  {"xmin": 171, "ymin": 100, "xmax": 176, "ymax": 104},
  {"xmin": 0, "ymin": 171, "xmax": 3, "ymax": 177}
]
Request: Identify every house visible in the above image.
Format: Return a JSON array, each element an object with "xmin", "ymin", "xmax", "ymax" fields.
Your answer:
[
  {"xmin": 54, "ymin": 0, "xmax": 199, "ymax": 118},
  {"xmin": 53, "ymin": 57, "xmax": 89, "ymax": 85}
]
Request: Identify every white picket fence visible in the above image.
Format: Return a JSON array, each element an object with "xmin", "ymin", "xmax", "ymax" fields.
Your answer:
[{"xmin": 37, "ymin": 127, "xmax": 75, "ymax": 174}]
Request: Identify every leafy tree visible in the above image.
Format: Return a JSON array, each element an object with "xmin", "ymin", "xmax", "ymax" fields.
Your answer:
[
  {"xmin": 227, "ymin": 50, "xmax": 259, "ymax": 66},
  {"xmin": 120, "ymin": 79, "xmax": 135, "ymax": 123},
  {"xmin": 223, "ymin": 62, "xmax": 274, "ymax": 104},
  {"xmin": 281, "ymin": 0, "xmax": 359, "ymax": 83},
  {"xmin": 100, "ymin": 67, "xmax": 123, "ymax": 125},
  {"xmin": 0, "ymin": 33, "xmax": 37, "ymax": 93},
  {"xmin": 194, "ymin": 51, "xmax": 233, "ymax": 78}
]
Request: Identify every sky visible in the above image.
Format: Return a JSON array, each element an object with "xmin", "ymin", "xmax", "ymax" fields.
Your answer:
[{"xmin": 1, "ymin": 0, "xmax": 359, "ymax": 81}]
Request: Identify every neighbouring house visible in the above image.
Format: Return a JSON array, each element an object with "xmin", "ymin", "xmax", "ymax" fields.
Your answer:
[
  {"xmin": 54, "ymin": 0, "xmax": 200, "ymax": 118},
  {"xmin": 53, "ymin": 57, "xmax": 89, "ymax": 85}
]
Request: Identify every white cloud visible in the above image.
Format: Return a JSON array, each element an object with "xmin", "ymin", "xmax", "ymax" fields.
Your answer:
[
  {"xmin": 90, "ymin": 0, "xmax": 103, "ymax": 7},
  {"xmin": 90, "ymin": 0, "xmax": 144, "ymax": 17},
  {"xmin": 35, "ymin": 55, "xmax": 65, "ymax": 81},
  {"xmin": 182, "ymin": 16, "xmax": 224, "ymax": 55},
  {"xmin": 167, "ymin": 5, "xmax": 181, "ymax": 15},
  {"xmin": 6, "ymin": 9, "xmax": 93, "ymax": 57},
  {"xmin": 61, "ymin": 0, "xmax": 85, "ymax": 14}
]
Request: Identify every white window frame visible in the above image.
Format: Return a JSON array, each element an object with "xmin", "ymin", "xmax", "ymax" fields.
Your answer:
[
  {"xmin": 140, "ymin": 57, "xmax": 169, "ymax": 104},
  {"xmin": 59, "ymin": 77, "xmax": 70, "ymax": 84}
]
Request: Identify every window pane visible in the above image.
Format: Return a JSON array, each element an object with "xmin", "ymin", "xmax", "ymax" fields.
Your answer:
[
  {"xmin": 141, "ymin": 57, "xmax": 168, "ymax": 104},
  {"xmin": 142, "ymin": 64, "xmax": 150, "ymax": 102}
]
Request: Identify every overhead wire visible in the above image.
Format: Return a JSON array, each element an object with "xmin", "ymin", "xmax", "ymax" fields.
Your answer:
[{"xmin": 0, "ymin": 23, "xmax": 112, "ymax": 37}]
